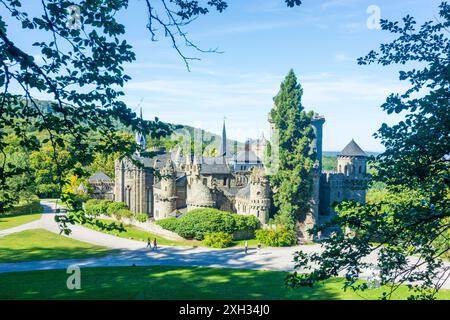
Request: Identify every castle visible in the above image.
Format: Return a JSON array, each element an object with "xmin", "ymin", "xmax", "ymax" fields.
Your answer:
[{"xmin": 90, "ymin": 112, "xmax": 369, "ymax": 238}]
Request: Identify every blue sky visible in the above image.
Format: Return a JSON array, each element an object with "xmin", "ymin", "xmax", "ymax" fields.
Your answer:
[{"xmin": 7, "ymin": 0, "xmax": 444, "ymax": 151}]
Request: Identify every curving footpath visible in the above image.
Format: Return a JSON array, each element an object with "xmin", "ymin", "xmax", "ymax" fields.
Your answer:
[{"xmin": 0, "ymin": 200, "xmax": 449, "ymax": 290}]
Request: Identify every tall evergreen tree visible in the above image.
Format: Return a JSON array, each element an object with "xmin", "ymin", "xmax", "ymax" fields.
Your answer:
[
  {"xmin": 269, "ymin": 70, "xmax": 316, "ymax": 228},
  {"xmin": 287, "ymin": 2, "xmax": 450, "ymax": 299}
]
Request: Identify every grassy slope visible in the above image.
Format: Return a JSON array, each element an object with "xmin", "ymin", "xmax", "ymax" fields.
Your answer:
[
  {"xmin": 0, "ymin": 213, "xmax": 42, "ymax": 231},
  {"xmin": 0, "ymin": 200, "xmax": 43, "ymax": 231},
  {"xmin": 1, "ymin": 265, "xmax": 449, "ymax": 300},
  {"xmin": 81, "ymin": 218, "xmax": 259, "ymax": 248},
  {"xmin": 81, "ymin": 218, "xmax": 199, "ymax": 247},
  {"xmin": 0, "ymin": 229, "xmax": 115, "ymax": 263}
]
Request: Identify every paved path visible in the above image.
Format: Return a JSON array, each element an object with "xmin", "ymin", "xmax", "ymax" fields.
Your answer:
[
  {"xmin": 0, "ymin": 200, "xmax": 449, "ymax": 290},
  {"xmin": 0, "ymin": 200, "xmax": 319, "ymax": 273}
]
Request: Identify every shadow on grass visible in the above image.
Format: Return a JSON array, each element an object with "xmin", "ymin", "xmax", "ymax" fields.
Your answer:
[
  {"xmin": 0, "ymin": 266, "xmax": 340, "ymax": 300},
  {"xmin": 0, "ymin": 246, "xmax": 115, "ymax": 264}
]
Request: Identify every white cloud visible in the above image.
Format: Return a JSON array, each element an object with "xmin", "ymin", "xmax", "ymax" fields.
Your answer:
[
  {"xmin": 321, "ymin": 0, "xmax": 360, "ymax": 10},
  {"xmin": 334, "ymin": 52, "xmax": 354, "ymax": 62}
]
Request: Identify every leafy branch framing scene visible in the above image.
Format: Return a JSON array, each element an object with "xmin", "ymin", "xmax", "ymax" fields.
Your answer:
[{"xmin": 0, "ymin": 0, "xmax": 448, "ymax": 306}]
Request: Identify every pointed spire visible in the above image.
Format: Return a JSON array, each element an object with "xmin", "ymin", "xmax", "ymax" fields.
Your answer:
[
  {"xmin": 219, "ymin": 117, "xmax": 227, "ymax": 157},
  {"xmin": 338, "ymin": 139, "xmax": 366, "ymax": 157},
  {"xmin": 135, "ymin": 107, "xmax": 146, "ymax": 152}
]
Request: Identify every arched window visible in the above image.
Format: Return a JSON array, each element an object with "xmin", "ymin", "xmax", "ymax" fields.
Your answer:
[
  {"xmin": 344, "ymin": 165, "xmax": 348, "ymax": 176},
  {"xmin": 358, "ymin": 166, "xmax": 362, "ymax": 174}
]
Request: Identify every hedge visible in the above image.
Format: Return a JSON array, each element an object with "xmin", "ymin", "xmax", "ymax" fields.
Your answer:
[
  {"xmin": 203, "ymin": 232, "xmax": 233, "ymax": 248},
  {"xmin": 156, "ymin": 217, "xmax": 179, "ymax": 232},
  {"xmin": 84, "ymin": 199, "xmax": 113, "ymax": 216},
  {"xmin": 106, "ymin": 202, "xmax": 128, "ymax": 216},
  {"xmin": 255, "ymin": 226, "xmax": 297, "ymax": 247},
  {"xmin": 135, "ymin": 213, "xmax": 148, "ymax": 223},
  {"xmin": 156, "ymin": 208, "xmax": 260, "ymax": 240},
  {"xmin": 113, "ymin": 208, "xmax": 133, "ymax": 220}
]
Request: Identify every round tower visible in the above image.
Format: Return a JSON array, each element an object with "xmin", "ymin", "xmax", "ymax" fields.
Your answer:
[
  {"xmin": 336, "ymin": 139, "xmax": 369, "ymax": 204},
  {"xmin": 337, "ymin": 139, "xmax": 367, "ymax": 178},
  {"xmin": 249, "ymin": 168, "xmax": 271, "ymax": 224},
  {"xmin": 154, "ymin": 160, "xmax": 177, "ymax": 220},
  {"xmin": 186, "ymin": 178, "xmax": 216, "ymax": 211},
  {"xmin": 160, "ymin": 160, "xmax": 176, "ymax": 197}
]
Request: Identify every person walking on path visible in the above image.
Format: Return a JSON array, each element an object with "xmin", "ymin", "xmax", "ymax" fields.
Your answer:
[
  {"xmin": 257, "ymin": 243, "xmax": 261, "ymax": 254},
  {"xmin": 147, "ymin": 238, "xmax": 152, "ymax": 249},
  {"xmin": 244, "ymin": 240, "xmax": 248, "ymax": 255},
  {"xmin": 153, "ymin": 238, "xmax": 157, "ymax": 251}
]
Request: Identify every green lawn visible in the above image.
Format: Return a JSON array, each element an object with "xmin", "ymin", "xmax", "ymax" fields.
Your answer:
[
  {"xmin": 0, "ymin": 229, "xmax": 116, "ymax": 263},
  {"xmin": 0, "ymin": 265, "xmax": 448, "ymax": 300},
  {"xmin": 81, "ymin": 218, "xmax": 199, "ymax": 247},
  {"xmin": 0, "ymin": 200, "xmax": 43, "ymax": 231},
  {"xmin": 81, "ymin": 218, "xmax": 259, "ymax": 248},
  {"xmin": 0, "ymin": 213, "xmax": 43, "ymax": 231}
]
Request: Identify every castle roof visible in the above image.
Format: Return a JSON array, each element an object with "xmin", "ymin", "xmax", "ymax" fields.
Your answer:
[
  {"xmin": 233, "ymin": 150, "xmax": 261, "ymax": 163},
  {"xmin": 89, "ymin": 171, "xmax": 113, "ymax": 182},
  {"xmin": 200, "ymin": 163, "xmax": 231, "ymax": 175},
  {"xmin": 338, "ymin": 139, "xmax": 367, "ymax": 157}
]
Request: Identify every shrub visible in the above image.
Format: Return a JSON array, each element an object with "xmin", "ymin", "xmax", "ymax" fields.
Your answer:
[
  {"xmin": 135, "ymin": 213, "xmax": 148, "ymax": 223},
  {"xmin": 98, "ymin": 200, "xmax": 113, "ymax": 215},
  {"xmin": 113, "ymin": 208, "xmax": 133, "ymax": 220},
  {"xmin": 84, "ymin": 199, "xmax": 113, "ymax": 216},
  {"xmin": 156, "ymin": 217, "xmax": 179, "ymax": 232},
  {"xmin": 256, "ymin": 226, "xmax": 297, "ymax": 247},
  {"xmin": 174, "ymin": 208, "xmax": 236, "ymax": 240},
  {"xmin": 234, "ymin": 214, "xmax": 260, "ymax": 231},
  {"xmin": 84, "ymin": 199, "xmax": 100, "ymax": 215},
  {"xmin": 203, "ymin": 232, "xmax": 233, "ymax": 248},
  {"xmin": 106, "ymin": 202, "xmax": 128, "ymax": 216},
  {"xmin": 157, "ymin": 208, "xmax": 260, "ymax": 240}
]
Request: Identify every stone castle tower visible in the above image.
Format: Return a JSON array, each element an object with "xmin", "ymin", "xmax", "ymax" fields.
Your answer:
[
  {"xmin": 153, "ymin": 159, "xmax": 177, "ymax": 219},
  {"xmin": 248, "ymin": 168, "xmax": 271, "ymax": 224},
  {"xmin": 235, "ymin": 167, "xmax": 270, "ymax": 224},
  {"xmin": 319, "ymin": 139, "xmax": 369, "ymax": 216},
  {"xmin": 186, "ymin": 156, "xmax": 217, "ymax": 211}
]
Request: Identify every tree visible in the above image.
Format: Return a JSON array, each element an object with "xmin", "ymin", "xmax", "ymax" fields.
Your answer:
[
  {"xmin": 287, "ymin": 2, "xmax": 449, "ymax": 299},
  {"xmin": 0, "ymin": 0, "xmax": 302, "ymax": 213},
  {"xmin": 269, "ymin": 70, "xmax": 316, "ymax": 229}
]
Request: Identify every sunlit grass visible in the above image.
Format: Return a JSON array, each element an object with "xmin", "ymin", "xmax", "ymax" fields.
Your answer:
[
  {"xmin": 1, "ymin": 265, "xmax": 449, "ymax": 300},
  {"xmin": 81, "ymin": 218, "xmax": 259, "ymax": 248},
  {"xmin": 0, "ymin": 229, "xmax": 116, "ymax": 263}
]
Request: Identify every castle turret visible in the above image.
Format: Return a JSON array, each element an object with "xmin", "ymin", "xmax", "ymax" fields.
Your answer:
[
  {"xmin": 160, "ymin": 160, "xmax": 176, "ymax": 197},
  {"xmin": 337, "ymin": 139, "xmax": 367, "ymax": 179},
  {"xmin": 319, "ymin": 139, "xmax": 369, "ymax": 217},
  {"xmin": 186, "ymin": 177, "xmax": 216, "ymax": 211},
  {"xmin": 153, "ymin": 160, "xmax": 177, "ymax": 219},
  {"xmin": 249, "ymin": 168, "xmax": 271, "ymax": 224}
]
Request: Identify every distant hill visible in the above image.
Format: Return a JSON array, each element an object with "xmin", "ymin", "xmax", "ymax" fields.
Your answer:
[
  {"xmin": 323, "ymin": 151, "xmax": 381, "ymax": 157},
  {"xmin": 170, "ymin": 124, "xmax": 245, "ymax": 155}
]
